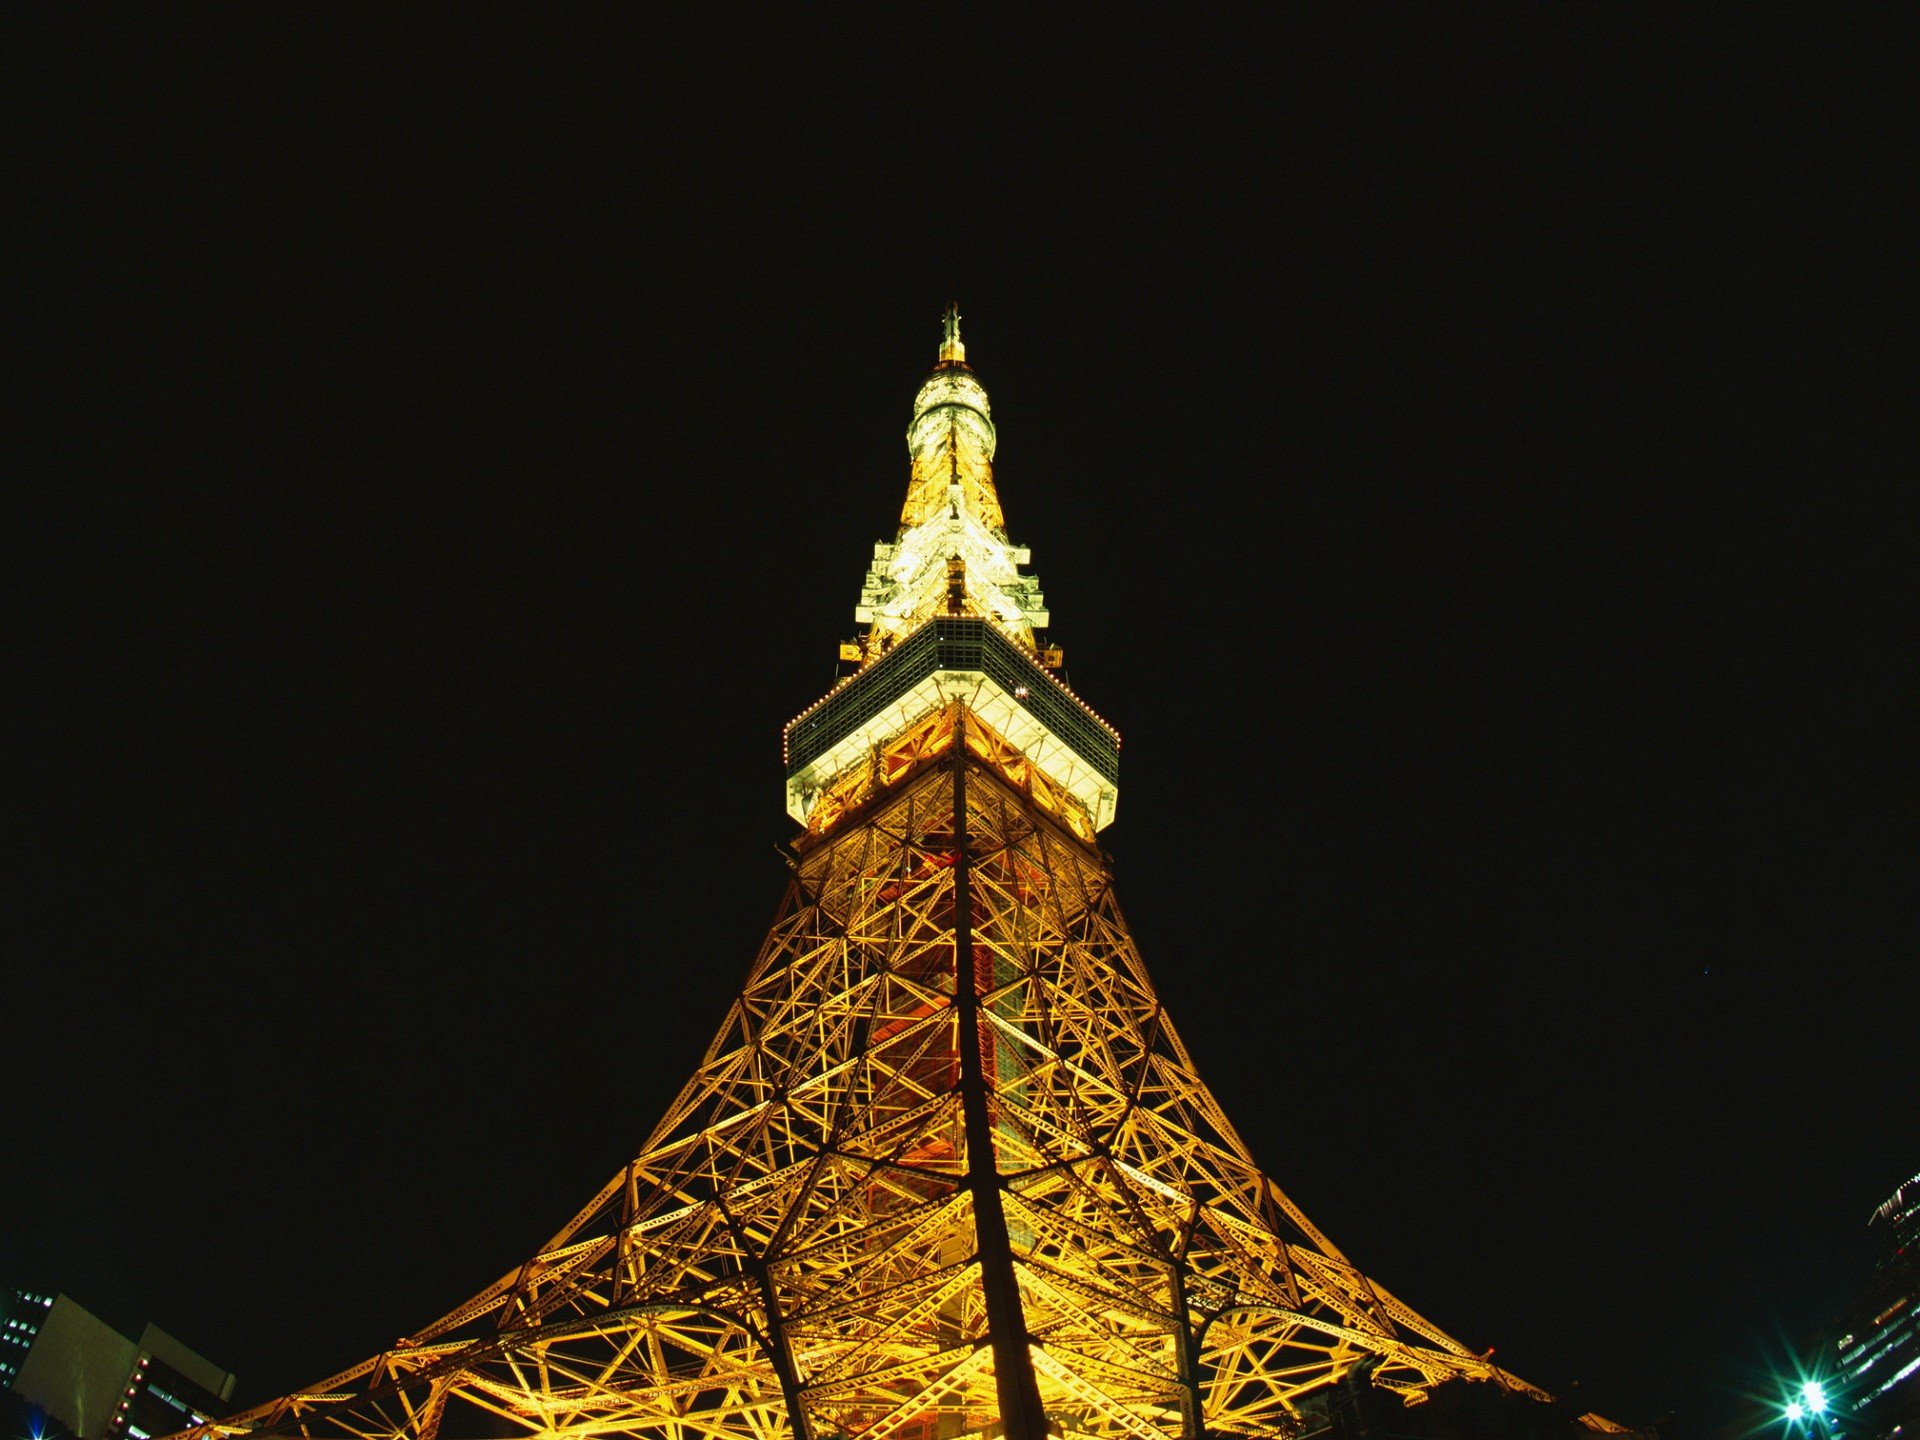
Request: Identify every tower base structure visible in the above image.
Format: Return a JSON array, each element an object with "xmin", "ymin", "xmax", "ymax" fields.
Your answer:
[{"xmin": 172, "ymin": 706, "xmax": 1634, "ymax": 1440}]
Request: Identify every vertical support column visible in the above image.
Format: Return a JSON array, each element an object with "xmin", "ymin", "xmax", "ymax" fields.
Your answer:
[
  {"xmin": 753, "ymin": 1266, "xmax": 816, "ymax": 1440},
  {"xmin": 719, "ymin": 1195, "xmax": 816, "ymax": 1440},
  {"xmin": 952, "ymin": 735, "xmax": 1051, "ymax": 1440},
  {"xmin": 1167, "ymin": 1261, "xmax": 1204, "ymax": 1440}
]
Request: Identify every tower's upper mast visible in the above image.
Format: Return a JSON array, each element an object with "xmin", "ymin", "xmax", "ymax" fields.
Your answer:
[
  {"xmin": 938, "ymin": 301, "xmax": 965, "ymax": 364},
  {"xmin": 855, "ymin": 306, "xmax": 1050, "ymax": 660},
  {"xmin": 783, "ymin": 310, "xmax": 1120, "ymax": 836}
]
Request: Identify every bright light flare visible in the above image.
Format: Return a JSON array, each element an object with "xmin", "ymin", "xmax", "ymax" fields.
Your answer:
[{"xmin": 1800, "ymin": 1380, "xmax": 1827, "ymax": 1414}]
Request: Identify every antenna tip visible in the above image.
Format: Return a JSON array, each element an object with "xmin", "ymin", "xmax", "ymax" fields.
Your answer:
[{"xmin": 938, "ymin": 303, "xmax": 965, "ymax": 364}]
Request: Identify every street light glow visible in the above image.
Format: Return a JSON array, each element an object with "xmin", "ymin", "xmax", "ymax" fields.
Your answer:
[
  {"xmin": 1785, "ymin": 1401, "xmax": 1805, "ymax": 1423},
  {"xmin": 1801, "ymin": 1381, "xmax": 1827, "ymax": 1414}
]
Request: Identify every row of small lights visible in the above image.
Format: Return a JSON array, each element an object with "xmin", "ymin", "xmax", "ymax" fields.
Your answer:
[
  {"xmin": 1035, "ymin": 655, "xmax": 1122, "ymax": 743},
  {"xmin": 110, "ymin": 1354, "xmax": 154, "ymax": 1431},
  {"xmin": 782, "ymin": 646, "xmax": 887, "ymax": 755}
]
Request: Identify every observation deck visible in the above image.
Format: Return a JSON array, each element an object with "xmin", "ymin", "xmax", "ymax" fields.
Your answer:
[{"xmin": 784, "ymin": 618, "xmax": 1119, "ymax": 831}]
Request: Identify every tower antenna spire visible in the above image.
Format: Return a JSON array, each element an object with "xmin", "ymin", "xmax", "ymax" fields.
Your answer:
[{"xmin": 939, "ymin": 301, "xmax": 965, "ymax": 364}]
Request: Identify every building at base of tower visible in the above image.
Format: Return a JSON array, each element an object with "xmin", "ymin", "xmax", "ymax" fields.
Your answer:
[
  {"xmin": 2, "ymin": 1288, "xmax": 233, "ymax": 1440},
  {"xmin": 1823, "ymin": 1172, "xmax": 1920, "ymax": 1440}
]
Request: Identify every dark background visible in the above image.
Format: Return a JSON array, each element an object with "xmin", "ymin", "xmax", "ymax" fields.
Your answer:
[{"xmin": 9, "ymin": 11, "xmax": 1914, "ymax": 1437}]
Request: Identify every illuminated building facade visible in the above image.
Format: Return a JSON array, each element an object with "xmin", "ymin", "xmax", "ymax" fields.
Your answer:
[
  {"xmin": 1829, "ymin": 1172, "xmax": 1920, "ymax": 1438},
  {"xmin": 164, "ymin": 313, "xmax": 1630, "ymax": 1440},
  {"xmin": 1, "ymin": 1289, "xmax": 233, "ymax": 1440}
]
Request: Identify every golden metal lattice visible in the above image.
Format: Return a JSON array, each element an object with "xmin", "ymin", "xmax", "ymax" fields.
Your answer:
[{"xmin": 178, "ymin": 709, "xmax": 1544, "ymax": 1440}]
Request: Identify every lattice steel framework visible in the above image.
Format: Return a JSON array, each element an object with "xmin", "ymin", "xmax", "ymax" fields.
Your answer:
[{"xmin": 171, "ymin": 313, "xmax": 1623, "ymax": 1440}]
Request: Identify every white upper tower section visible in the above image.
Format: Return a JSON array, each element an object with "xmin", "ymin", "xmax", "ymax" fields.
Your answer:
[
  {"xmin": 786, "ymin": 310, "xmax": 1117, "ymax": 835},
  {"xmin": 852, "ymin": 307, "xmax": 1051, "ymax": 661}
]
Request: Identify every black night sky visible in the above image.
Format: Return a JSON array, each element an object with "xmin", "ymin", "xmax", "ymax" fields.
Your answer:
[{"xmin": 10, "ymin": 12, "xmax": 1914, "ymax": 1438}]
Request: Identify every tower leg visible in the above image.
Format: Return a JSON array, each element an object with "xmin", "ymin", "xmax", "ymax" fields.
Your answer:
[{"xmin": 952, "ymin": 739, "xmax": 1051, "ymax": 1440}]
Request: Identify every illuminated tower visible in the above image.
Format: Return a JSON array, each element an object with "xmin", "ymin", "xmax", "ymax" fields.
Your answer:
[{"xmin": 173, "ymin": 312, "xmax": 1624, "ymax": 1440}]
